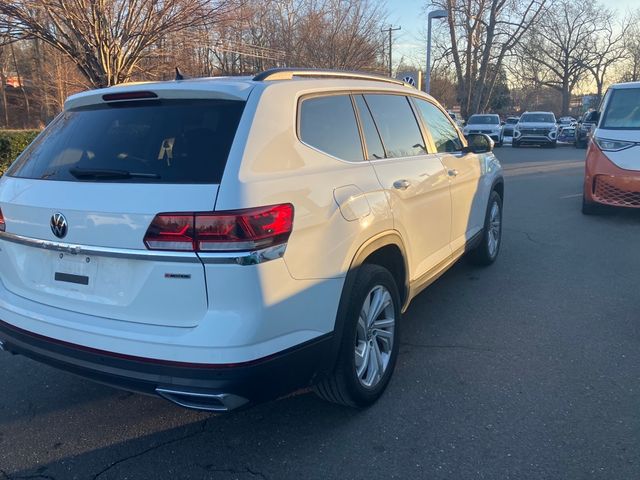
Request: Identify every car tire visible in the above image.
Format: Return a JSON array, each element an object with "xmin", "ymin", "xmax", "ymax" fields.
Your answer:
[
  {"xmin": 468, "ymin": 190, "xmax": 503, "ymax": 266},
  {"xmin": 582, "ymin": 195, "xmax": 603, "ymax": 215},
  {"xmin": 314, "ymin": 264, "xmax": 401, "ymax": 408}
]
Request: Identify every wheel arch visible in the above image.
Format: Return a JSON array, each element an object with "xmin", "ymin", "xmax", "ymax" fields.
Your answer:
[
  {"xmin": 319, "ymin": 231, "xmax": 409, "ymax": 377},
  {"xmin": 492, "ymin": 176, "xmax": 504, "ymax": 200}
]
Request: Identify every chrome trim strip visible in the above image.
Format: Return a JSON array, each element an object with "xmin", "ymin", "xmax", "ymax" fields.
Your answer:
[
  {"xmin": 0, "ymin": 231, "xmax": 200, "ymax": 262},
  {"xmin": 197, "ymin": 244, "xmax": 287, "ymax": 265},
  {"xmin": 0, "ymin": 231, "xmax": 286, "ymax": 265},
  {"xmin": 156, "ymin": 387, "xmax": 249, "ymax": 412}
]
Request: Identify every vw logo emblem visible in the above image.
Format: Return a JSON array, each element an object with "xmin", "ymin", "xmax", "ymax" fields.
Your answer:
[
  {"xmin": 402, "ymin": 76, "xmax": 416, "ymax": 87},
  {"xmin": 50, "ymin": 213, "xmax": 68, "ymax": 239}
]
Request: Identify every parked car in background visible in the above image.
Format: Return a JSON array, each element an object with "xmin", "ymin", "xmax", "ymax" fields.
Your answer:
[
  {"xmin": 576, "ymin": 110, "xmax": 599, "ymax": 148},
  {"xmin": 582, "ymin": 81, "xmax": 640, "ymax": 214},
  {"xmin": 501, "ymin": 116, "xmax": 519, "ymax": 143},
  {"xmin": 557, "ymin": 123, "xmax": 576, "ymax": 144},
  {"xmin": 447, "ymin": 110, "xmax": 464, "ymax": 129},
  {"xmin": 0, "ymin": 68, "xmax": 504, "ymax": 411},
  {"xmin": 513, "ymin": 111, "xmax": 558, "ymax": 148},
  {"xmin": 463, "ymin": 114, "xmax": 503, "ymax": 146},
  {"xmin": 558, "ymin": 116, "xmax": 576, "ymax": 127}
]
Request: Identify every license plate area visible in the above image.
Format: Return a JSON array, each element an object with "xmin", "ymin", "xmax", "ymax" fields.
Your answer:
[
  {"xmin": 54, "ymin": 272, "xmax": 89, "ymax": 285},
  {"xmin": 53, "ymin": 253, "xmax": 98, "ymax": 291}
]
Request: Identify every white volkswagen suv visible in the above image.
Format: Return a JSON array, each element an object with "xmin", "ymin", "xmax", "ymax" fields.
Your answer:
[{"xmin": 0, "ymin": 69, "xmax": 503, "ymax": 411}]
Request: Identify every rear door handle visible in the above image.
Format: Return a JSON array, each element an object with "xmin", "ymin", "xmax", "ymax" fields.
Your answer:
[{"xmin": 393, "ymin": 179, "xmax": 411, "ymax": 190}]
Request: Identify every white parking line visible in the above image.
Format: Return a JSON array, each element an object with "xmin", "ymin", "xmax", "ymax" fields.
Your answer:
[{"xmin": 560, "ymin": 193, "xmax": 582, "ymax": 199}]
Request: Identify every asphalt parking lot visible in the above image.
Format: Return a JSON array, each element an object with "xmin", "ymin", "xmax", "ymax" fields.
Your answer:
[{"xmin": 2, "ymin": 144, "xmax": 640, "ymax": 480}]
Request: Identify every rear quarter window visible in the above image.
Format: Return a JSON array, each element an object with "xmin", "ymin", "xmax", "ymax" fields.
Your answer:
[
  {"xmin": 8, "ymin": 99, "xmax": 245, "ymax": 184},
  {"xmin": 298, "ymin": 94, "xmax": 364, "ymax": 162}
]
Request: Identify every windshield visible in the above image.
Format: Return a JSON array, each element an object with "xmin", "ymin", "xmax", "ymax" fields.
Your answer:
[
  {"xmin": 8, "ymin": 99, "xmax": 245, "ymax": 183},
  {"xmin": 468, "ymin": 115, "xmax": 500, "ymax": 125},
  {"xmin": 520, "ymin": 113, "xmax": 555, "ymax": 123},
  {"xmin": 506, "ymin": 118, "xmax": 519, "ymax": 124},
  {"xmin": 601, "ymin": 88, "xmax": 640, "ymax": 129}
]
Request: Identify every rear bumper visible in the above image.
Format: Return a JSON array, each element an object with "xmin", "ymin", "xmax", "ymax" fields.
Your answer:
[
  {"xmin": 584, "ymin": 144, "xmax": 640, "ymax": 209},
  {"xmin": 0, "ymin": 319, "xmax": 334, "ymax": 410}
]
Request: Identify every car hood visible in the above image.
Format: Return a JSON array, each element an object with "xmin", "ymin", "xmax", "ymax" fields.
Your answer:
[
  {"xmin": 465, "ymin": 124, "xmax": 501, "ymax": 129},
  {"xmin": 517, "ymin": 122, "xmax": 556, "ymax": 129}
]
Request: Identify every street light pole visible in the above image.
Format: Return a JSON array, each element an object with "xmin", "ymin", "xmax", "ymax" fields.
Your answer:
[{"xmin": 425, "ymin": 9, "xmax": 448, "ymax": 94}]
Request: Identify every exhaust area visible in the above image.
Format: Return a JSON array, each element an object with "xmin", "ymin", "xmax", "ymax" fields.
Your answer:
[{"xmin": 156, "ymin": 387, "xmax": 249, "ymax": 412}]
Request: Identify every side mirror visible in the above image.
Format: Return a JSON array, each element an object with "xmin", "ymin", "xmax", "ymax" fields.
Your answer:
[
  {"xmin": 464, "ymin": 133, "xmax": 494, "ymax": 154},
  {"xmin": 501, "ymin": 121, "xmax": 506, "ymax": 126}
]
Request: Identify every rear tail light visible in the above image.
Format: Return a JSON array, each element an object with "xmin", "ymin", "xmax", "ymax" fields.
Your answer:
[
  {"xmin": 0, "ymin": 208, "xmax": 5, "ymax": 232},
  {"xmin": 144, "ymin": 204, "xmax": 294, "ymax": 252}
]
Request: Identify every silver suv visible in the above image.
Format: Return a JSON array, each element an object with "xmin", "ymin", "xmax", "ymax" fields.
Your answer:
[{"xmin": 513, "ymin": 111, "xmax": 558, "ymax": 148}]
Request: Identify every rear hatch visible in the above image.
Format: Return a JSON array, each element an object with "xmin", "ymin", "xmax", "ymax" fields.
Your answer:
[{"xmin": 0, "ymin": 88, "xmax": 248, "ymax": 327}]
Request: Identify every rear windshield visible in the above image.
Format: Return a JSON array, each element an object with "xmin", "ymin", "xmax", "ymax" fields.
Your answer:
[
  {"xmin": 602, "ymin": 88, "xmax": 640, "ymax": 129},
  {"xmin": 506, "ymin": 118, "xmax": 519, "ymax": 124},
  {"xmin": 468, "ymin": 115, "xmax": 499, "ymax": 125},
  {"xmin": 8, "ymin": 99, "xmax": 245, "ymax": 183},
  {"xmin": 520, "ymin": 113, "xmax": 555, "ymax": 123}
]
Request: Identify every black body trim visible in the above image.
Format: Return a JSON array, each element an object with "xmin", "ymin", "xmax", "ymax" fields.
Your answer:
[{"xmin": 0, "ymin": 320, "xmax": 333, "ymax": 407}]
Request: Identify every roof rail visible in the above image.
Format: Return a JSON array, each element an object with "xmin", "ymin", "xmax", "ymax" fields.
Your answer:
[{"xmin": 252, "ymin": 68, "xmax": 410, "ymax": 87}]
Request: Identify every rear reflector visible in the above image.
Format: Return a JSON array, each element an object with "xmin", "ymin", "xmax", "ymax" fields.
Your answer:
[
  {"xmin": 0, "ymin": 208, "xmax": 5, "ymax": 232},
  {"xmin": 144, "ymin": 204, "xmax": 294, "ymax": 252},
  {"xmin": 102, "ymin": 91, "xmax": 158, "ymax": 102}
]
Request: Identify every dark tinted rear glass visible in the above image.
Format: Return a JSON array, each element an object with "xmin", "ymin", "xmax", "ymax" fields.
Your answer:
[
  {"xmin": 8, "ymin": 99, "xmax": 245, "ymax": 183},
  {"xmin": 299, "ymin": 95, "xmax": 364, "ymax": 161}
]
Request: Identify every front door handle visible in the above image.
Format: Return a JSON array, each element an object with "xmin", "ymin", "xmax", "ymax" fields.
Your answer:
[
  {"xmin": 393, "ymin": 179, "xmax": 411, "ymax": 190},
  {"xmin": 448, "ymin": 169, "xmax": 459, "ymax": 177}
]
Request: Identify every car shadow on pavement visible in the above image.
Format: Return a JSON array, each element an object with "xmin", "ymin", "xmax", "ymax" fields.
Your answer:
[{"xmin": 1, "ymin": 389, "xmax": 366, "ymax": 480}]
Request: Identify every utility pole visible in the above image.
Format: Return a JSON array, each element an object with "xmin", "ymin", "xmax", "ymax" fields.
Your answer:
[{"xmin": 382, "ymin": 25, "xmax": 401, "ymax": 77}]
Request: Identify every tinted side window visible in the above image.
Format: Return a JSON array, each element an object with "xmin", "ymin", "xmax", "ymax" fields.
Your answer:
[
  {"xmin": 363, "ymin": 94, "xmax": 426, "ymax": 158},
  {"xmin": 299, "ymin": 95, "xmax": 363, "ymax": 161},
  {"xmin": 354, "ymin": 95, "xmax": 385, "ymax": 160},
  {"xmin": 414, "ymin": 99, "xmax": 464, "ymax": 153}
]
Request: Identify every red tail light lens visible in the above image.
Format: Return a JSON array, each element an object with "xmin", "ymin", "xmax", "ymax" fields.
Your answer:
[
  {"xmin": 144, "ymin": 204, "xmax": 294, "ymax": 252},
  {"xmin": 144, "ymin": 214, "xmax": 194, "ymax": 250},
  {"xmin": 0, "ymin": 208, "xmax": 5, "ymax": 232}
]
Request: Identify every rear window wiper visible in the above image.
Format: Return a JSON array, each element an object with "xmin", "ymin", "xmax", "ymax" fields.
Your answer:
[{"xmin": 69, "ymin": 167, "xmax": 160, "ymax": 180}]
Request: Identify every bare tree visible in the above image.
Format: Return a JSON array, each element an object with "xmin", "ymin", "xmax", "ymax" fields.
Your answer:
[
  {"xmin": 517, "ymin": 0, "xmax": 604, "ymax": 115},
  {"xmin": 619, "ymin": 9, "xmax": 640, "ymax": 82},
  {"xmin": 580, "ymin": 8, "xmax": 628, "ymax": 100},
  {"xmin": 0, "ymin": 0, "xmax": 236, "ymax": 88},
  {"xmin": 427, "ymin": 0, "xmax": 546, "ymax": 118},
  {"xmin": 208, "ymin": 0, "xmax": 386, "ymax": 75}
]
